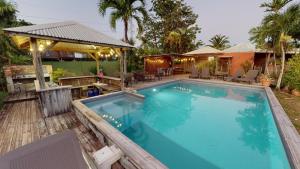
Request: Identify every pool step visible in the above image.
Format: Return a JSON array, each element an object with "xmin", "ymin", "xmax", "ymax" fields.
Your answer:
[{"xmin": 93, "ymin": 145, "xmax": 123, "ymax": 169}]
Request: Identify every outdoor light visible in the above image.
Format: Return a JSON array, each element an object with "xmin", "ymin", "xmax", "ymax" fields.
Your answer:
[
  {"xmin": 46, "ymin": 40, "xmax": 51, "ymax": 46},
  {"xmin": 38, "ymin": 44, "xmax": 44, "ymax": 51}
]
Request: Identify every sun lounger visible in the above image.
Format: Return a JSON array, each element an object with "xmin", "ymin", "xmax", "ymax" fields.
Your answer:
[
  {"xmin": 224, "ymin": 69, "xmax": 244, "ymax": 82},
  {"xmin": 0, "ymin": 130, "xmax": 87, "ymax": 169},
  {"xmin": 236, "ymin": 70, "xmax": 260, "ymax": 84},
  {"xmin": 200, "ymin": 68, "xmax": 211, "ymax": 79}
]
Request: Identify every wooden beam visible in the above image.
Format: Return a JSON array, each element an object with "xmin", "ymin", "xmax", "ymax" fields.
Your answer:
[
  {"xmin": 41, "ymin": 41, "xmax": 58, "ymax": 54},
  {"xmin": 120, "ymin": 49, "xmax": 125, "ymax": 90},
  {"xmin": 30, "ymin": 38, "xmax": 46, "ymax": 89},
  {"xmin": 87, "ymin": 53, "xmax": 100, "ymax": 74}
]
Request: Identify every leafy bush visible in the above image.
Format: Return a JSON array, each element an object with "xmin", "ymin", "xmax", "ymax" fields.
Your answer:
[
  {"xmin": 241, "ymin": 60, "xmax": 252, "ymax": 73},
  {"xmin": 283, "ymin": 55, "xmax": 300, "ymax": 90},
  {"xmin": 52, "ymin": 68, "xmax": 75, "ymax": 83},
  {"xmin": 196, "ymin": 60, "xmax": 216, "ymax": 74},
  {"xmin": 89, "ymin": 66, "xmax": 97, "ymax": 75}
]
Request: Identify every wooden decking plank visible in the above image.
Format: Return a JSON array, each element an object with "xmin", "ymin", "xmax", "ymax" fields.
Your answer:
[{"xmin": 0, "ymin": 98, "xmax": 121, "ymax": 168}]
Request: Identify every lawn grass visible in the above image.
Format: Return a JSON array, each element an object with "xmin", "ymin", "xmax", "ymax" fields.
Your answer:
[
  {"xmin": 44, "ymin": 60, "xmax": 120, "ymax": 77},
  {"xmin": 0, "ymin": 91, "xmax": 7, "ymax": 109},
  {"xmin": 274, "ymin": 90, "xmax": 300, "ymax": 133}
]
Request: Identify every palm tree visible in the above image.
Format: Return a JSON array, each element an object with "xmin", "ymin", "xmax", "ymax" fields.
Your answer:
[
  {"xmin": 262, "ymin": 3, "xmax": 300, "ymax": 89},
  {"xmin": 0, "ymin": 0, "xmax": 17, "ymax": 28},
  {"xmin": 260, "ymin": 0, "xmax": 292, "ymax": 13},
  {"xmin": 165, "ymin": 31, "xmax": 182, "ymax": 53},
  {"xmin": 98, "ymin": 0, "xmax": 147, "ymax": 43},
  {"xmin": 208, "ymin": 34, "xmax": 230, "ymax": 50}
]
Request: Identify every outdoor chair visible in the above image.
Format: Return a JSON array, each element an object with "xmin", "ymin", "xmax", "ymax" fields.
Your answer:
[
  {"xmin": 236, "ymin": 70, "xmax": 260, "ymax": 84},
  {"xmin": 165, "ymin": 68, "xmax": 173, "ymax": 76},
  {"xmin": 200, "ymin": 68, "xmax": 211, "ymax": 79},
  {"xmin": 133, "ymin": 72, "xmax": 145, "ymax": 82},
  {"xmin": 0, "ymin": 130, "xmax": 88, "ymax": 169},
  {"xmin": 125, "ymin": 73, "xmax": 134, "ymax": 87},
  {"xmin": 189, "ymin": 67, "xmax": 199, "ymax": 79},
  {"xmin": 155, "ymin": 68, "xmax": 164, "ymax": 80},
  {"xmin": 224, "ymin": 69, "xmax": 244, "ymax": 82}
]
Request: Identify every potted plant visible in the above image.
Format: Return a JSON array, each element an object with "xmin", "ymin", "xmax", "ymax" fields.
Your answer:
[{"xmin": 260, "ymin": 74, "xmax": 272, "ymax": 87}]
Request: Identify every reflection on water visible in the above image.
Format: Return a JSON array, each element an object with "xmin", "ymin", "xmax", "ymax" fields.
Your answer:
[{"xmin": 236, "ymin": 100, "xmax": 270, "ymax": 153}]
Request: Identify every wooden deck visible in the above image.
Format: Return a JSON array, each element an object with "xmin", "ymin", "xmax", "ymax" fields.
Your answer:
[{"xmin": 0, "ymin": 93, "xmax": 123, "ymax": 169}]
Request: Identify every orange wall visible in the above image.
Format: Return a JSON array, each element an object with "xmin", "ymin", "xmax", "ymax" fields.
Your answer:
[{"xmin": 221, "ymin": 52, "xmax": 255, "ymax": 75}]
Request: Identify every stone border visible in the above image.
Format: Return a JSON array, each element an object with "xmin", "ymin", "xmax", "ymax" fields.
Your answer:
[
  {"xmin": 74, "ymin": 79, "xmax": 300, "ymax": 169},
  {"xmin": 265, "ymin": 88, "xmax": 300, "ymax": 169},
  {"xmin": 73, "ymin": 92, "xmax": 167, "ymax": 169}
]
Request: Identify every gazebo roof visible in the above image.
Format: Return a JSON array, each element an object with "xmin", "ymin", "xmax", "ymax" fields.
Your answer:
[
  {"xmin": 185, "ymin": 46, "xmax": 223, "ymax": 55},
  {"xmin": 3, "ymin": 21, "xmax": 132, "ymax": 49}
]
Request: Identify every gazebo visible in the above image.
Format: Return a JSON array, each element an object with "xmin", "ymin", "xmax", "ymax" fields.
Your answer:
[{"xmin": 3, "ymin": 21, "xmax": 132, "ymax": 116}]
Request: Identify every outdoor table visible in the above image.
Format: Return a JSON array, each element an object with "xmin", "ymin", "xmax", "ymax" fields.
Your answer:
[
  {"xmin": 215, "ymin": 72, "xmax": 228, "ymax": 80},
  {"xmin": 93, "ymin": 82, "xmax": 108, "ymax": 88}
]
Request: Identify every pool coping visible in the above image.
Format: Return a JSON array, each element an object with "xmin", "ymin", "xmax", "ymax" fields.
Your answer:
[
  {"xmin": 73, "ymin": 79, "xmax": 300, "ymax": 169},
  {"xmin": 73, "ymin": 91, "xmax": 167, "ymax": 169}
]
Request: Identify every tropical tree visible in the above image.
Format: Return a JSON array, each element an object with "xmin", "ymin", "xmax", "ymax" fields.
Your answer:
[
  {"xmin": 139, "ymin": 0, "xmax": 202, "ymax": 54},
  {"xmin": 260, "ymin": 0, "xmax": 292, "ymax": 13},
  {"xmin": 262, "ymin": 4, "xmax": 300, "ymax": 89},
  {"xmin": 250, "ymin": 0, "xmax": 300, "ymax": 89},
  {"xmin": 0, "ymin": 0, "xmax": 17, "ymax": 28},
  {"xmin": 98, "ymin": 0, "xmax": 147, "ymax": 43},
  {"xmin": 208, "ymin": 34, "xmax": 230, "ymax": 50}
]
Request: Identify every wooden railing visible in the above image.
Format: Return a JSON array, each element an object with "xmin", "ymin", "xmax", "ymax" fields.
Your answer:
[{"xmin": 35, "ymin": 80, "xmax": 72, "ymax": 117}]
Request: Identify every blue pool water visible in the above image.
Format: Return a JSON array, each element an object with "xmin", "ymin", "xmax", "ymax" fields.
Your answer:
[{"xmin": 85, "ymin": 81, "xmax": 291, "ymax": 169}]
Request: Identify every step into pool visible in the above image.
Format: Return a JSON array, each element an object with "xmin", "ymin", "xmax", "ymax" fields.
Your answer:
[{"xmin": 84, "ymin": 81, "xmax": 291, "ymax": 169}]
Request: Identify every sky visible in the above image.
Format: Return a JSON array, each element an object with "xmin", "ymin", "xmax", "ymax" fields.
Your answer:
[{"xmin": 11, "ymin": 0, "xmax": 299, "ymax": 46}]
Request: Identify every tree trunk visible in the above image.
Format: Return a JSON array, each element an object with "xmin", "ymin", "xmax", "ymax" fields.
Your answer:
[
  {"xmin": 265, "ymin": 53, "xmax": 271, "ymax": 75},
  {"xmin": 276, "ymin": 44, "xmax": 285, "ymax": 89},
  {"xmin": 31, "ymin": 38, "xmax": 46, "ymax": 89},
  {"xmin": 124, "ymin": 19, "xmax": 129, "ymax": 43},
  {"xmin": 273, "ymin": 52, "xmax": 278, "ymax": 75}
]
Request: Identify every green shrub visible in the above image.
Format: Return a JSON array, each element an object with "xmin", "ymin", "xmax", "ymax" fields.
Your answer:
[
  {"xmin": 283, "ymin": 55, "xmax": 300, "ymax": 90},
  {"xmin": 52, "ymin": 68, "xmax": 75, "ymax": 83},
  {"xmin": 196, "ymin": 60, "xmax": 216, "ymax": 74},
  {"xmin": 89, "ymin": 66, "xmax": 97, "ymax": 75}
]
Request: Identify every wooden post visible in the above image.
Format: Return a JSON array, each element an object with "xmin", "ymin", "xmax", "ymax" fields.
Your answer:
[
  {"xmin": 124, "ymin": 50, "xmax": 127, "ymax": 75},
  {"xmin": 96, "ymin": 55, "xmax": 100, "ymax": 74},
  {"xmin": 30, "ymin": 38, "xmax": 46, "ymax": 89},
  {"xmin": 120, "ymin": 49, "xmax": 125, "ymax": 90}
]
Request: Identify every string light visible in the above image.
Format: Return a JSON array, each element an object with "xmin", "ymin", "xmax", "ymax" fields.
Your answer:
[
  {"xmin": 46, "ymin": 40, "xmax": 51, "ymax": 46},
  {"xmin": 38, "ymin": 44, "xmax": 44, "ymax": 51},
  {"xmin": 146, "ymin": 59, "xmax": 164, "ymax": 64}
]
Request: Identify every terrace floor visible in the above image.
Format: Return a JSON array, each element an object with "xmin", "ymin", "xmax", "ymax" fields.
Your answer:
[{"xmin": 0, "ymin": 93, "xmax": 123, "ymax": 169}]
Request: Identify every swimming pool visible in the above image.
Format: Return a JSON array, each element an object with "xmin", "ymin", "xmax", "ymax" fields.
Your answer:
[{"xmin": 84, "ymin": 81, "xmax": 291, "ymax": 169}]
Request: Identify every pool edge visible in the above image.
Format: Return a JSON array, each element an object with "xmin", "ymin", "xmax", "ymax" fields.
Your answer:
[
  {"xmin": 73, "ymin": 91, "xmax": 168, "ymax": 169},
  {"xmin": 74, "ymin": 79, "xmax": 300, "ymax": 169}
]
